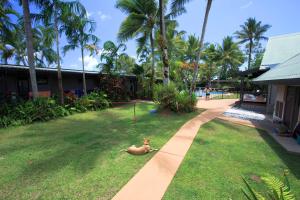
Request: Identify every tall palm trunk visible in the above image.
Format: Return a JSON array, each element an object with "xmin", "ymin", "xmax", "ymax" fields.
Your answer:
[
  {"xmin": 159, "ymin": 0, "xmax": 169, "ymax": 85},
  {"xmin": 81, "ymin": 46, "xmax": 87, "ymax": 96},
  {"xmin": 150, "ymin": 30, "xmax": 155, "ymax": 98},
  {"xmin": 190, "ymin": 0, "xmax": 212, "ymax": 94},
  {"xmin": 248, "ymin": 39, "xmax": 253, "ymax": 70},
  {"xmin": 21, "ymin": 0, "xmax": 38, "ymax": 99},
  {"xmin": 54, "ymin": 5, "xmax": 64, "ymax": 104}
]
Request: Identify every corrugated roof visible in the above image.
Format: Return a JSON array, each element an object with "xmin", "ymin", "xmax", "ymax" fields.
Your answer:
[
  {"xmin": 0, "ymin": 64, "xmax": 100, "ymax": 74},
  {"xmin": 0, "ymin": 64, "xmax": 136, "ymax": 77},
  {"xmin": 260, "ymin": 32, "xmax": 300, "ymax": 69},
  {"xmin": 254, "ymin": 53, "xmax": 300, "ymax": 82}
]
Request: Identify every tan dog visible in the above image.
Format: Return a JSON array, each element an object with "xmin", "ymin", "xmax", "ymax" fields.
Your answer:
[{"xmin": 123, "ymin": 138, "xmax": 158, "ymax": 155}]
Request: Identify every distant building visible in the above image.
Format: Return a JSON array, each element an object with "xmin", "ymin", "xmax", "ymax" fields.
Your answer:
[
  {"xmin": 0, "ymin": 64, "xmax": 137, "ymax": 102},
  {"xmin": 254, "ymin": 32, "xmax": 300, "ymax": 130}
]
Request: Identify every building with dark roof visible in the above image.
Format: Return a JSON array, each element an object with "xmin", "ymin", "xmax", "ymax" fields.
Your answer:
[{"xmin": 0, "ymin": 64, "xmax": 137, "ymax": 101}]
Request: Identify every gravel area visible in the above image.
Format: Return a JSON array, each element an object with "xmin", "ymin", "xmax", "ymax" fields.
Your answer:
[{"xmin": 223, "ymin": 107, "xmax": 266, "ymax": 121}]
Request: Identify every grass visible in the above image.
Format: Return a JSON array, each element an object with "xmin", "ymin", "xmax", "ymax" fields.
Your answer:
[
  {"xmin": 163, "ymin": 119, "xmax": 300, "ymax": 200},
  {"xmin": 0, "ymin": 103, "xmax": 199, "ymax": 200},
  {"xmin": 211, "ymin": 92, "xmax": 240, "ymax": 99}
]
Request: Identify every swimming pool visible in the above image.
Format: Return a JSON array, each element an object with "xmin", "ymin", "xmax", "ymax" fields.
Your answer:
[{"xmin": 195, "ymin": 90, "xmax": 224, "ymax": 97}]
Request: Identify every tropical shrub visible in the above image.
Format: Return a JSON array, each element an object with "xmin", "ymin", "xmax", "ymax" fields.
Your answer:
[
  {"xmin": 74, "ymin": 91, "xmax": 110, "ymax": 112},
  {"xmin": 0, "ymin": 91, "xmax": 111, "ymax": 128},
  {"xmin": 154, "ymin": 83, "xmax": 197, "ymax": 113},
  {"xmin": 242, "ymin": 171, "xmax": 296, "ymax": 200},
  {"xmin": 172, "ymin": 91, "xmax": 197, "ymax": 113},
  {"xmin": 153, "ymin": 83, "xmax": 177, "ymax": 110},
  {"xmin": 0, "ymin": 98, "xmax": 70, "ymax": 128}
]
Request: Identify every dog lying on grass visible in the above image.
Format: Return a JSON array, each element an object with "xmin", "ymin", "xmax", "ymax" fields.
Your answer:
[{"xmin": 122, "ymin": 138, "xmax": 158, "ymax": 155}]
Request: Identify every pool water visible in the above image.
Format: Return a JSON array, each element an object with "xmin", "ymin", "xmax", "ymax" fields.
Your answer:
[{"xmin": 195, "ymin": 90, "xmax": 224, "ymax": 97}]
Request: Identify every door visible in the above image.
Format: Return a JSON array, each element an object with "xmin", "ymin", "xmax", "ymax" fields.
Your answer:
[{"xmin": 284, "ymin": 87, "xmax": 300, "ymax": 130}]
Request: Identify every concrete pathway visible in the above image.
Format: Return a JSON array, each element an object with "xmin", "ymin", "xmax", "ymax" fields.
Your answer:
[{"xmin": 112, "ymin": 99, "xmax": 237, "ymax": 200}]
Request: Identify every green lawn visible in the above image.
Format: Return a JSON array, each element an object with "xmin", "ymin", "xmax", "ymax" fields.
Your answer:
[
  {"xmin": 163, "ymin": 119, "xmax": 300, "ymax": 200},
  {"xmin": 0, "ymin": 103, "xmax": 199, "ymax": 200}
]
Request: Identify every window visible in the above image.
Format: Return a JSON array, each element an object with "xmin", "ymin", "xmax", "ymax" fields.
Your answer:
[{"xmin": 275, "ymin": 101, "xmax": 284, "ymax": 118}]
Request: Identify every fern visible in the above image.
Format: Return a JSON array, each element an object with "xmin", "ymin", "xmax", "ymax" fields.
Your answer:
[
  {"xmin": 242, "ymin": 177, "xmax": 266, "ymax": 200},
  {"xmin": 242, "ymin": 172, "xmax": 296, "ymax": 200},
  {"xmin": 262, "ymin": 175, "xmax": 295, "ymax": 200}
]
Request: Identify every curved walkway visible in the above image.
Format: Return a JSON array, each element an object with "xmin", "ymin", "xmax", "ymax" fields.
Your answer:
[{"xmin": 112, "ymin": 99, "xmax": 237, "ymax": 200}]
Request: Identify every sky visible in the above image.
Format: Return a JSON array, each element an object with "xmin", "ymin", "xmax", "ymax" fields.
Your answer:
[{"xmin": 11, "ymin": 0, "xmax": 300, "ymax": 71}]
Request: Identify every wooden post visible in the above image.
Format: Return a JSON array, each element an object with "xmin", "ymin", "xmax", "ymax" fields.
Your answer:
[{"xmin": 133, "ymin": 101, "xmax": 136, "ymax": 122}]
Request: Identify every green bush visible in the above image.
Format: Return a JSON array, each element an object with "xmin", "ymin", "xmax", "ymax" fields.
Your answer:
[
  {"xmin": 172, "ymin": 91, "xmax": 197, "ymax": 113},
  {"xmin": 0, "ymin": 91, "xmax": 111, "ymax": 128},
  {"xmin": 0, "ymin": 98, "xmax": 70, "ymax": 128},
  {"xmin": 153, "ymin": 83, "xmax": 177, "ymax": 110},
  {"xmin": 74, "ymin": 91, "xmax": 111, "ymax": 112},
  {"xmin": 154, "ymin": 83, "xmax": 196, "ymax": 113}
]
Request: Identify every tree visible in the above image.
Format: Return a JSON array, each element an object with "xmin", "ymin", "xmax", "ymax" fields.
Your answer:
[
  {"xmin": 33, "ymin": 25, "xmax": 58, "ymax": 68},
  {"xmin": 201, "ymin": 44, "xmax": 219, "ymax": 85},
  {"xmin": 63, "ymin": 15, "xmax": 99, "ymax": 96},
  {"xmin": 116, "ymin": 0, "xmax": 158, "ymax": 97},
  {"xmin": 21, "ymin": 0, "xmax": 39, "ymax": 99},
  {"xmin": 171, "ymin": 0, "xmax": 213, "ymax": 93},
  {"xmin": 33, "ymin": 0, "xmax": 86, "ymax": 104},
  {"xmin": 217, "ymin": 36, "xmax": 244, "ymax": 79},
  {"xmin": 99, "ymin": 41, "xmax": 127, "ymax": 74},
  {"xmin": 190, "ymin": 0, "xmax": 213, "ymax": 94},
  {"xmin": 158, "ymin": 0, "xmax": 170, "ymax": 85},
  {"xmin": 0, "ymin": 1, "xmax": 21, "ymax": 64},
  {"xmin": 0, "ymin": 0, "xmax": 19, "ymax": 53},
  {"xmin": 235, "ymin": 18, "xmax": 271, "ymax": 70}
]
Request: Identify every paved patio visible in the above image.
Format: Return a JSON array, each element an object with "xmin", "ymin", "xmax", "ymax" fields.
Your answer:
[{"xmin": 112, "ymin": 99, "xmax": 237, "ymax": 200}]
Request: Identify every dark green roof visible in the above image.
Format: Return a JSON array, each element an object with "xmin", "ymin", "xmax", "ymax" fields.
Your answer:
[{"xmin": 254, "ymin": 53, "xmax": 300, "ymax": 82}]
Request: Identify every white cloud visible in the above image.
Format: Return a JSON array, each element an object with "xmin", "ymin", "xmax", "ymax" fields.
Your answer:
[
  {"xmin": 78, "ymin": 55, "xmax": 99, "ymax": 71},
  {"xmin": 240, "ymin": 1, "xmax": 253, "ymax": 9},
  {"xmin": 97, "ymin": 11, "xmax": 111, "ymax": 21}
]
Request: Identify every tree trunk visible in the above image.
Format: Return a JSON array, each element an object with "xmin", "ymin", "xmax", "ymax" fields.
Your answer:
[
  {"xmin": 248, "ymin": 39, "xmax": 253, "ymax": 70},
  {"xmin": 81, "ymin": 47, "xmax": 87, "ymax": 96},
  {"xmin": 54, "ymin": 5, "xmax": 64, "ymax": 104},
  {"xmin": 149, "ymin": 31, "xmax": 155, "ymax": 98},
  {"xmin": 190, "ymin": 0, "xmax": 213, "ymax": 94},
  {"xmin": 22, "ymin": 0, "xmax": 39, "ymax": 99},
  {"xmin": 159, "ymin": 0, "xmax": 169, "ymax": 85}
]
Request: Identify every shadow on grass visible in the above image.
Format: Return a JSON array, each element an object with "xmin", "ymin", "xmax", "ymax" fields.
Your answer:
[
  {"xmin": 257, "ymin": 129, "xmax": 300, "ymax": 179},
  {"xmin": 0, "ymin": 103, "xmax": 198, "ymax": 196},
  {"xmin": 215, "ymin": 119, "xmax": 300, "ymax": 179}
]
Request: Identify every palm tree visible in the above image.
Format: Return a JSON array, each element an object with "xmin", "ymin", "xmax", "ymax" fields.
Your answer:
[
  {"xmin": 158, "ymin": 0, "xmax": 170, "ymax": 85},
  {"xmin": 34, "ymin": 26, "xmax": 58, "ymax": 68},
  {"xmin": 201, "ymin": 44, "xmax": 219, "ymax": 85},
  {"xmin": 116, "ymin": 0, "xmax": 158, "ymax": 96},
  {"xmin": 63, "ymin": 15, "xmax": 99, "ymax": 96},
  {"xmin": 33, "ymin": 0, "xmax": 86, "ymax": 104},
  {"xmin": 0, "ymin": 1, "xmax": 18, "ymax": 63},
  {"xmin": 217, "ymin": 36, "xmax": 244, "ymax": 79},
  {"xmin": 190, "ymin": 0, "xmax": 213, "ymax": 93},
  {"xmin": 235, "ymin": 18, "xmax": 271, "ymax": 70},
  {"xmin": 99, "ymin": 41, "xmax": 127, "ymax": 74},
  {"xmin": 21, "ymin": 0, "xmax": 39, "ymax": 99}
]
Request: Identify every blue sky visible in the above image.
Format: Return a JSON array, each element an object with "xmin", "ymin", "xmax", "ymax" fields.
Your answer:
[{"xmin": 12, "ymin": 0, "xmax": 300, "ymax": 70}]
